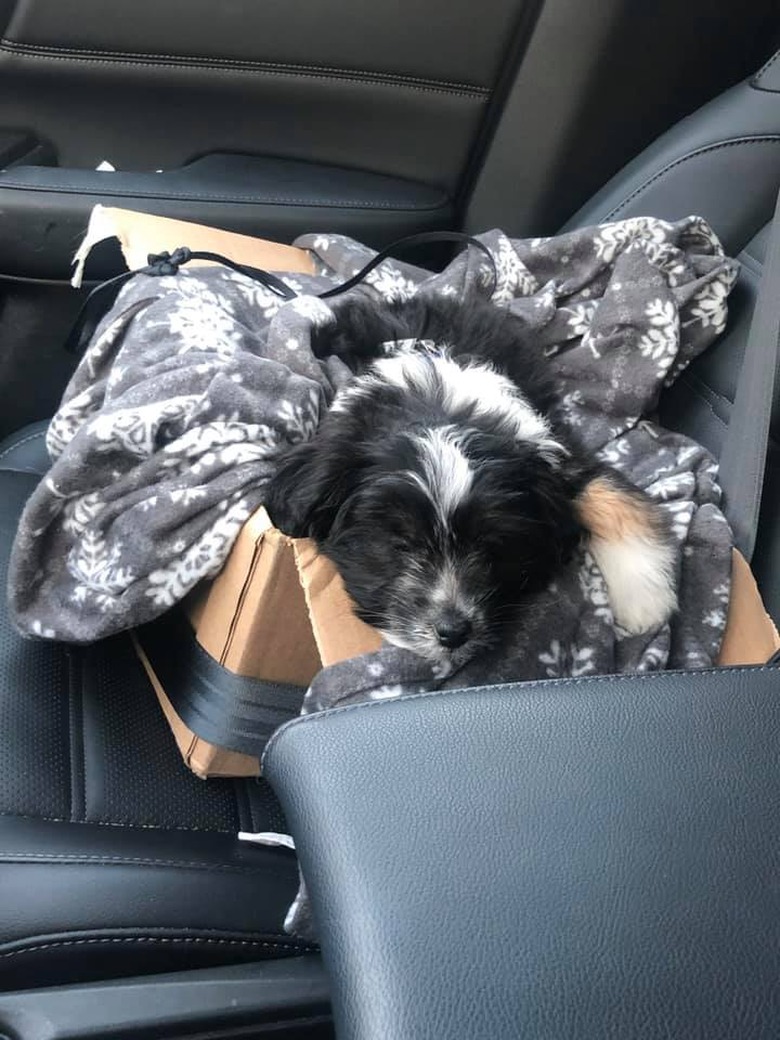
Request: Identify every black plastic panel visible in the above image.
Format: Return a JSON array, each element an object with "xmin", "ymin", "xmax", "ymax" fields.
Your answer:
[{"xmin": 0, "ymin": 957, "xmax": 332, "ymax": 1039}]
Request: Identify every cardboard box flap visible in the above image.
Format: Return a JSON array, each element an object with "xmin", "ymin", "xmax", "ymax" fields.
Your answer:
[
  {"xmin": 194, "ymin": 509, "xmax": 321, "ymax": 687},
  {"xmin": 293, "ymin": 538, "xmax": 383, "ymax": 664}
]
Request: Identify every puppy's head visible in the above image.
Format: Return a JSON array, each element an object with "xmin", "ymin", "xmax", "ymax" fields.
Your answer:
[{"xmin": 266, "ymin": 402, "xmax": 581, "ymax": 675}]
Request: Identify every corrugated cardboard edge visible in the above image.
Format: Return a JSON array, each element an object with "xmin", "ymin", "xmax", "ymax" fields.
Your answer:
[
  {"xmin": 132, "ymin": 633, "xmax": 260, "ymax": 779},
  {"xmin": 292, "ymin": 537, "xmax": 383, "ymax": 663},
  {"xmin": 718, "ymin": 548, "xmax": 780, "ymax": 665},
  {"xmin": 193, "ymin": 508, "xmax": 321, "ymax": 685}
]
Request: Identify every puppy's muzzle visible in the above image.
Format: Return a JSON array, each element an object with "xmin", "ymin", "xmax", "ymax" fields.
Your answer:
[{"xmin": 434, "ymin": 609, "xmax": 472, "ymax": 650}]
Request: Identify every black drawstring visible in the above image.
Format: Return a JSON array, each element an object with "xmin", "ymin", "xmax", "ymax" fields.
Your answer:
[
  {"xmin": 317, "ymin": 230, "xmax": 497, "ymax": 298},
  {"xmin": 66, "ymin": 230, "xmax": 498, "ymax": 356}
]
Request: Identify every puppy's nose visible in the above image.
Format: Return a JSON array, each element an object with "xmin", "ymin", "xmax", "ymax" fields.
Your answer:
[{"xmin": 434, "ymin": 611, "xmax": 472, "ymax": 649}]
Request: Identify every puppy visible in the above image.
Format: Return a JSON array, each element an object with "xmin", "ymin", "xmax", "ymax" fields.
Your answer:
[{"xmin": 266, "ymin": 293, "xmax": 677, "ymax": 673}]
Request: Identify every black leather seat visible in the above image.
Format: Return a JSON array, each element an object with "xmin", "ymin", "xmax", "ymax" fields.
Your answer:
[
  {"xmin": 1, "ymin": 54, "xmax": 779, "ymax": 991},
  {"xmin": 0, "ymin": 425, "xmax": 312, "ymax": 991}
]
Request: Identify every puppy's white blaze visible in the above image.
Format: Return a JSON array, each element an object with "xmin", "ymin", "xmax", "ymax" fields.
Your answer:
[
  {"xmin": 373, "ymin": 353, "xmax": 565, "ymax": 458},
  {"xmin": 589, "ymin": 533, "xmax": 678, "ymax": 634},
  {"xmin": 374, "ymin": 353, "xmax": 439, "ymax": 395},
  {"xmin": 329, "ymin": 382, "xmax": 371, "ymax": 414},
  {"xmin": 415, "ymin": 427, "xmax": 473, "ymax": 519}
]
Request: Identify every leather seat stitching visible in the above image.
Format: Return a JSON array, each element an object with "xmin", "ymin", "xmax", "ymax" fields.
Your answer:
[
  {"xmin": 68, "ymin": 652, "xmax": 86, "ymax": 823},
  {"xmin": 739, "ymin": 249, "xmax": 764, "ymax": 273},
  {"xmin": 0, "ymin": 852, "xmax": 293, "ymax": 874},
  {"xmin": 263, "ymin": 665, "xmax": 776, "ymax": 762},
  {"xmin": 752, "ymin": 48, "xmax": 780, "ymax": 88},
  {"xmin": 0, "ymin": 935, "xmax": 307, "ymax": 959},
  {"xmin": 605, "ymin": 136, "xmax": 780, "ymax": 222},
  {"xmin": 0, "ymin": 179, "xmax": 450, "ymax": 210},
  {"xmin": 0, "ymin": 809, "xmax": 236, "ymax": 833},
  {"xmin": 0, "ymin": 40, "xmax": 489, "ymax": 99},
  {"xmin": 0, "ymin": 429, "xmax": 46, "ymax": 464},
  {"xmin": 673, "ymin": 372, "xmax": 730, "ymax": 424}
]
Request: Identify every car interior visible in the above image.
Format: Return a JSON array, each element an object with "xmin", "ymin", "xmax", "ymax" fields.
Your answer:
[{"xmin": 0, "ymin": 0, "xmax": 778, "ymax": 1036}]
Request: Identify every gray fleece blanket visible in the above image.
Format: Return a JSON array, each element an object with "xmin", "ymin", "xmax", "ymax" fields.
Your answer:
[
  {"xmin": 8, "ymin": 216, "xmax": 738, "ymax": 941},
  {"xmin": 10, "ymin": 216, "xmax": 735, "ymax": 669}
]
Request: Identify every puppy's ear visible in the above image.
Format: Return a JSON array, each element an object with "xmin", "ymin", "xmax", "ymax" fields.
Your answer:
[
  {"xmin": 576, "ymin": 471, "xmax": 677, "ymax": 634},
  {"xmin": 264, "ymin": 438, "xmax": 354, "ymax": 542}
]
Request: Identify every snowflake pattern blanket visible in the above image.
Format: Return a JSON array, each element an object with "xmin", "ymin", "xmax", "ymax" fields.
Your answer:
[{"xmin": 10, "ymin": 218, "xmax": 736, "ymax": 671}]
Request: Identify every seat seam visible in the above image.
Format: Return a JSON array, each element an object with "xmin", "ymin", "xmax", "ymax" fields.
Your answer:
[
  {"xmin": 263, "ymin": 665, "xmax": 776, "ymax": 763},
  {"xmin": 0, "ymin": 39, "xmax": 490, "ymax": 98},
  {"xmin": 0, "ymin": 935, "xmax": 307, "ymax": 959},
  {"xmin": 604, "ymin": 136, "xmax": 780, "ymax": 222},
  {"xmin": 66, "ymin": 653, "xmax": 75, "ymax": 824},
  {"xmin": 0, "ymin": 180, "xmax": 450, "ymax": 211},
  {"xmin": 677, "ymin": 371, "xmax": 733, "ymax": 414},
  {"xmin": 738, "ymin": 250, "xmax": 763, "ymax": 275},
  {"xmin": 752, "ymin": 48, "xmax": 780, "ymax": 90},
  {"xmin": 0, "ymin": 809, "xmax": 237, "ymax": 834},
  {"xmin": 0, "ymin": 852, "xmax": 293, "ymax": 874},
  {"xmin": 67, "ymin": 651, "xmax": 86, "ymax": 824},
  {"xmin": 0, "ymin": 429, "xmax": 46, "ymax": 464}
]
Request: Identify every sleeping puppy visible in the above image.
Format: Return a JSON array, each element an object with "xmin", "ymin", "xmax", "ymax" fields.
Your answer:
[{"xmin": 266, "ymin": 293, "xmax": 677, "ymax": 674}]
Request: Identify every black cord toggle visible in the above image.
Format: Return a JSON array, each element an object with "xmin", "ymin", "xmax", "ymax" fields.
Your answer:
[
  {"xmin": 66, "ymin": 231, "xmax": 498, "ymax": 356},
  {"xmin": 145, "ymin": 247, "xmax": 193, "ymax": 277}
]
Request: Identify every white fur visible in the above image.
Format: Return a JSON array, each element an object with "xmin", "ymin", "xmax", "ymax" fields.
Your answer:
[
  {"xmin": 590, "ymin": 532, "xmax": 678, "ymax": 634},
  {"xmin": 329, "ymin": 383, "xmax": 370, "ymax": 414},
  {"xmin": 373, "ymin": 353, "xmax": 566, "ymax": 459},
  {"xmin": 414, "ymin": 427, "xmax": 473, "ymax": 519}
]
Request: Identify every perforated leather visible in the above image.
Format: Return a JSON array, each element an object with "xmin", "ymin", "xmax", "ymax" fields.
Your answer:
[{"xmin": 0, "ymin": 440, "xmax": 307, "ymax": 990}]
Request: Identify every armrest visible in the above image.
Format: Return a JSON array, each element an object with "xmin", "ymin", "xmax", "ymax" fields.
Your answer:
[{"xmin": 264, "ymin": 666, "xmax": 780, "ymax": 1040}]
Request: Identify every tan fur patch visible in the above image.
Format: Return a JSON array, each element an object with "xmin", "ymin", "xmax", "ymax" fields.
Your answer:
[{"xmin": 576, "ymin": 476, "xmax": 657, "ymax": 543}]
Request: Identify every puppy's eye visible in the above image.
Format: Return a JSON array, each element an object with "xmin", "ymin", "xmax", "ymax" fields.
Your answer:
[{"xmin": 388, "ymin": 532, "xmax": 414, "ymax": 553}]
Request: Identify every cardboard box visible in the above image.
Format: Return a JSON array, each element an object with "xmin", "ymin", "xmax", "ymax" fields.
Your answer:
[
  {"xmin": 71, "ymin": 204, "xmax": 314, "ymax": 287},
  {"xmin": 136, "ymin": 508, "xmax": 381, "ymax": 778},
  {"xmin": 139, "ymin": 510, "xmax": 779, "ymax": 779},
  {"xmin": 82, "ymin": 207, "xmax": 778, "ymax": 777}
]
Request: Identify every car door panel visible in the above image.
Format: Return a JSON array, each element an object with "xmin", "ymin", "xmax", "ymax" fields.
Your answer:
[{"xmin": 0, "ymin": 0, "xmax": 530, "ymax": 187}]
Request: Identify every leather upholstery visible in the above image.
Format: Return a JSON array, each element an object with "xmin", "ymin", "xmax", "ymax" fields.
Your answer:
[
  {"xmin": 564, "ymin": 65, "xmax": 780, "ymax": 620},
  {"xmin": 0, "ymin": 155, "xmax": 454, "ymax": 279},
  {"xmin": 0, "ymin": 0, "xmax": 530, "ymax": 195},
  {"xmin": 265, "ymin": 666, "xmax": 780, "ymax": 1040},
  {"xmin": 0, "ymin": 418, "xmax": 49, "ymax": 473},
  {"xmin": 2, "ymin": 0, "xmax": 515, "ymax": 87},
  {"xmin": 0, "ymin": 431, "xmax": 312, "ymax": 990}
]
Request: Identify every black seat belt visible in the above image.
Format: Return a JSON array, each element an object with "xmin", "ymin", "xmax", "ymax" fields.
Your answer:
[{"xmin": 718, "ymin": 187, "xmax": 780, "ymax": 561}]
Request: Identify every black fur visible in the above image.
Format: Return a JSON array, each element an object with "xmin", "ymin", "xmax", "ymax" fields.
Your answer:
[{"xmin": 265, "ymin": 292, "xmax": 658, "ymax": 671}]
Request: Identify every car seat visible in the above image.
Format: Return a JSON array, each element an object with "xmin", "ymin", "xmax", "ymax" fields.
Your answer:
[{"xmin": 0, "ymin": 51, "xmax": 778, "ymax": 991}]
